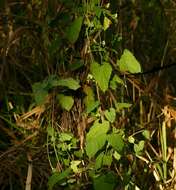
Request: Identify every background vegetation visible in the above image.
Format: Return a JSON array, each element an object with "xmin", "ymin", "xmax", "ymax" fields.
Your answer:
[{"xmin": 0, "ymin": 0, "xmax": 176, "ymax": 189}]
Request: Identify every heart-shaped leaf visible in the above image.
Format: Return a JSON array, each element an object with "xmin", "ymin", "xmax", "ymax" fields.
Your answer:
[
  {"xmin": 66, "ymin": 16, "xmax": 83, "ymax": 43},
  {"xmin": 134, "ymin": 140, "xmax": 145, "ymax": 155},
  {"xmin": 118, "ymin": 49, "xmax": 141, "ymax": 74},
  {"xmin": 107, "ymin": 133, "xmax": 124, "ymax": 153},
  {"xmin": 104, "ymin": 108, "xmax": 116, "ymax": 123},
  {"xmin": 90, "ymin": 62, "xmax": 112, "ymax": 92},
  {"xmin": 86, "ymin": 120, "xmax": 110, "ymax": 158},
  {"xmin": 57, "ymin": 94, "xmax": 74, "ymax": 111},
  {"xmin": 110, "ymin": 75, "xmax": 124, "ymax": 90}
]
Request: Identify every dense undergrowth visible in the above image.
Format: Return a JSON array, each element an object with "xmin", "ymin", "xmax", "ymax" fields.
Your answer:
[{"xmin": 0, "ymin": 0, "xmax": 176, "ymax": 190}]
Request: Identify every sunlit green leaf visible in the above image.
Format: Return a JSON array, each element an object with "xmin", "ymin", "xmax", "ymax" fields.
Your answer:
[
  {"xmin": 103, "ymin": 16, "xmax": 111, "ymax": 30},
  {"xmin": 70, "ymin": 160, "xmax": 81, "ymax": 173},
  {"xmin": 52, "ymin": 78, "xmax": 80, "ymax": 90},
  {"xmin": 128, "ymin": 136, "xmax": 135, "ymax": 144},
  {"xmin": 142, "ymin": 130, "xmax": 150, "ymax": 140},
  {"xmin": 59, "ymin": 133, "xmax": 73, "ymax": 142},
  {"xmin": 66, "ymin": 16, "xmax": 83, "ymax": 43},
  {"xmin": 57, "ymin": 94, "xmax": 74, "ymax": 111},
  {"xmin": 90, "ymin": 62, "xmax": 112, "ymax": 92},
  {"xmin": 134, "ymin": 140, "xmax": 145, "ymax": 155},
  {"xmin": 113, "ymin": 151, "xmax": 121, "ymax": 161},
  {"xmin": 118, "ymin": 49, "xmax": 141, "ymax": 73},
  {"xmin": 115, "ymin": 102, "xmax": 132, "ymax": 112},
  {"xmin": 104, "ymin": 108, "xmax": 116, "ymax": 123},
  {"xmin": 86, "ymin": 120, "xmax": 110, "ymax": 158},
  {"xmin": 107, "ymin": 133, "xmax": 124, "ymax": 153}
]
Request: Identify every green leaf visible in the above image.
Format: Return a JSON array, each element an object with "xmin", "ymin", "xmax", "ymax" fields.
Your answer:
[
  {"xmin": 52, "ymin": 78, "xmax": 80, "ymax": 90},
  {"xmin": 83, "ymin": 85, "xmax": 99, "ymax": 113},
  {"xmin": 74, "ymin": 150, "xmax": 83, "ymax": 158},
  {"xmin": 113, "ymin": 151, "xmax": 121, "ymax": 161},
  {"xmin": 115, "ymin": 102, "xmax": 132, "ymax": 112},
  {"xmin": 57, "ymin": 94, "xmax": 74, "ymax": 111},
  {"xmin": 134, "ymin": 140, "xmax": 145, "ymax": 155},
  {"xmin": 59, "ymin": 133, "xmax": 73, "ymax": 142},
  {"xmin": 32, "ymin": 82, "xmax": 48, "ymax": 105},
  {"xmin": 48, "ymin": 168, "xmax": 71, "ymax": 190},
  {"xmin": 104, "ymin": 108, "xmax": 116, "ymax": 123},
  {"xmin": 86, "ymin": 138, "xmax": 106, "ymax": 159},
  {"xmin": 86, "ymin": 101, "xmax": 100, "ymax": 113},
  {"xmin": 95, "ymin": 152, "xmax": 104, "ymax": 170},
  {"xmin": 90, "ymin": 62, "xmax": 112, "ymax": 92},
  {"xmin": 103, "ymin": 153, "xmax": 112, "ymax": 167},
  {"xmin": 34, "ymin": 89, "xmax": 48, "ymax": 105},
  {"xmin": 103, "ymin": 16, "xmax": 111, "ymax": 31},
  {"xmin": 118, "ymin": 49, "xmax": 141, "ymax": 73},
  {"xmin": 110, "ymin": 75, "xmax": 124, "ymax": 90},
  {"xmin": 93, "ymin": 172, "xmax": 117, "ymax": 190},
  {"xmin": 86, "ymin": 120, "xmax": 110, "ymax": 158},
  {"xmin": 95, "ymin": 151, "xmax": 112, "ymax": 169},
  {"xmin": 128, "ymin": 136, "xmax": 135, "ymax": 144},
  {"xmin": 70, "ymin": 160, "xmax": 81, "ymax": 173},
  {"xmin": 66, "ymin": 16, "xmax": 83, "ymax": 43},
  {"xmin": 107, "ymin": 133, "xmax": 124, "ymax": 153},
  {"xmin": 47, "ymin": 126, "xmax": 55, "ymax": 137},
  {"xmin": 142, "ymin": 130, "xmax": 150, "ymax": 140}
]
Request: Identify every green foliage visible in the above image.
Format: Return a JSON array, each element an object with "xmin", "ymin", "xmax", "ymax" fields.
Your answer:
[
  {"xmin": 32, "ymin": 83, "xmax": 48, "ymax": 105},
  {"xmin": 83, "ymin": 85, "xmax": 100, "ymax": 113},
  {"xmin": 32, "ymin": 76, "xmax": 79, "ymax": 106},
  {"xmin": 142, "ymin": 130, "xmax": 150, "ymax": 140},
  {"xmin": 1, "ymin": 1, "xmax": 173, "ymax": 190},
  {"xmin": 86, "ymin": 120, "xmax": 110, "ymax": 158},
  {"xmin": 107, "ymin": 132, "xmax": 124, "ymax": 153},
  {"xmin": 52, "ymin": 78, "xmax": 80, "ymax": 90},
  {"xmin": 70, "ymin": 160, "xmax": 81, "ymax": 173},
  {"xmin": 118, "ymin": 49, "xmax": 141, "ymax": 74},
  {"xmin": 134, "ymin": 140, "xmax": 145, "ymax": 155},
  {"xmin": 57, "ymin": 94, "xmax": 74, "ymax": 111},
  {"xmin": 93, "ymin": 172, "xmax": 118, "ymax": 190},
  {"xmin": 48, "ymin": 168, "xmax": 71, "ymax": 190},
  {"xmin": 110, "ymin": 75, "xmax": 124, "ymax": 90},
  {"xmin": 59, "ymin": 133, "xmax": 73, "ymax": 142},
  {"xmin": 104, "ymin": 108, "xmax": 116, "ymax": 123},
  {"xmin": 90, "ymin": 62, "xmax": 112, "ymax": 92},
  {"xmin": 113, "ymin": 151, "xmax": 121, "ymax": 161},
  {"xmin": 95, "ymin": 151, "xmax": 113, "ymax": 170},
  {"xmin": 66, "ymin": 16, "xmax": 83, "ymax": 43},
  {"xmin": 115, "ymin": 102, "xmax": 132, "ymax": 112}
]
